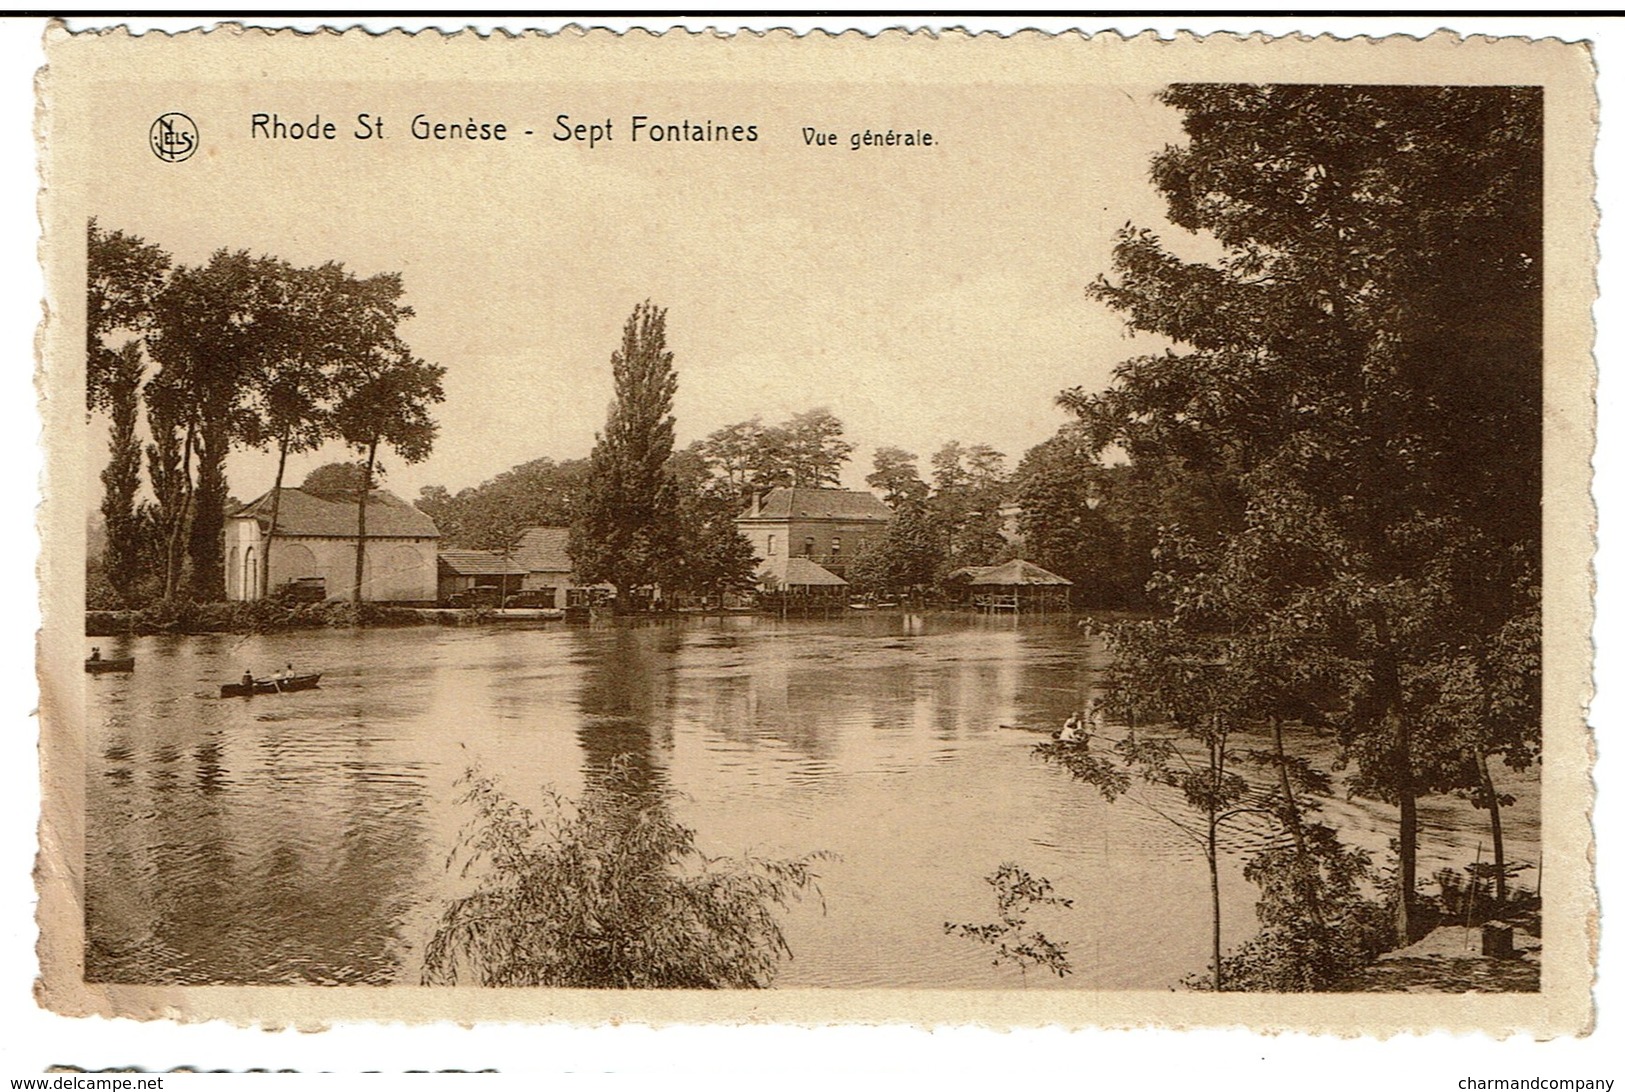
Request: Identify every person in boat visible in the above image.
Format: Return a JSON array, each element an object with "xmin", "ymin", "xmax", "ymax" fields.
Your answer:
[
  {"xmin": 1057, "ymin": 711, "xmax": 1084, "ymax": 743},
  {"xmin": 279, "ymin": 662, "xmax": 294, "ymax": 681},
  {"xmin": 241, "ymin": 669, "xmax": 254, "ymax": 689},
  {"xmin": 89, "ymin": 647, "xmax": 100, "ymax": 662}
]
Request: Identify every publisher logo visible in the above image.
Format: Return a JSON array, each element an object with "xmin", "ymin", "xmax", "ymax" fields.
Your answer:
[{"xmin": 150, "ymin": 113, "xmax": 198, "ymax": 163}]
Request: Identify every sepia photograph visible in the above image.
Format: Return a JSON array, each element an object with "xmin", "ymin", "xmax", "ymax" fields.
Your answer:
[{"xmin": 17, "ymin": 14, "xmax": 1607, "ymax": 1072}]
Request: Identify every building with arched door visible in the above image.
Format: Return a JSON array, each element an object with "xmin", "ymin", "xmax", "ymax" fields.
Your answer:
[{"xmin": 225, "ymin": 486, "xmax": 441, "ymax": 604}]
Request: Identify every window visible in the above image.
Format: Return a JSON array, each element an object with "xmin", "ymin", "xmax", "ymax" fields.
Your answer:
[
  {"xmin": 804, "ymin": 536, "xmax": 816, "ymax": 557},
  {"xmin": 831, "ymin": 536, "xmax": 842, "ymax": 557},
  {"xmin": 767, "ymin": 534, "xmax": 776, "ymax": 555}
]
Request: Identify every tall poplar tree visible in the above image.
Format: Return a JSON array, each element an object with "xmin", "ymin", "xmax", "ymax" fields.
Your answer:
[
  {"xmin": 570, "ymin": 302, "xmax": 680, "ymax": 607},
  {"xmin": 88, "ymin": 220, "xmax": 169, "ymax": 602}
]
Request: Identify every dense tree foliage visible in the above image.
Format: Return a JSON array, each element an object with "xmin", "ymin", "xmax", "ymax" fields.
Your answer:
[
  {"xmin": 865, "ymin": 446, "xmax": 929, "ymax": 509},
  {"xmin": 424, "ymin": 762, "xmax": 822, "ymax": 988},
  {"xmin": 97, "ymin": 342, "xmax": 146, "ymax": 604},
  {"xmin": 844, "ymin": 501, "xmax": 943, "ymax": 598},
  {"xmin": 92, "ymin": 231, "xmax": 440, "ymax": 606},
  {"xmin": 927, "ymin": 441, "xmax": 1012, "ymax": 576},
  {"xmin": 88, "ymin": 221, "xmax": 170, "ymax": 601},
  {"xmin": 662, "ymin": 448, "xmax": 762, "ymax": 600},
  {"xmin": 570, "ymin": 302, "xmax": 682, "ymax": 606},
  {"xmin": 417, "ymin": 458, "xmax": 589, "ymax": 549},
  {"xmin": 691, "ymin": 407, "xmax": 856, "ymax": 505},
  {"xmin": 87, "ymin": 219, "xmax": 169, "ymax": 418},
  {"xmin": 1071, "ymin": 85, "xmax": 1542, "ymax": 945}
]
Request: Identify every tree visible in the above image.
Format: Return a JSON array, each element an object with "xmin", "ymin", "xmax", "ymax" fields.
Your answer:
[
  {"xmin": 331, "ymin": 336, "xmax": 445, "ymax": 605},
  {"xmin": 97, "ymin": 342, "xmax": 145, "ymax": 604},
  {"xmin": 844, "ymin": 501, "xmax": 943, "ymax": 599},
  {"xmin": 301, "ymin": 461, "xmax": 370, "ymax": 498},
  {"xmin": 691, "ymin": 418, "xmax": 790, "ymax": 507},
  {"xmin": 927, "ymin": 441, "xmax": 1011, "ymax": 575},
  {"xmin": 249, "ymin": 262, "xmax": 412, "ymax": 596},
  {"xmin": 86, "ymin": 218, "xmax": 169, "ymax": 416},
  {"xmin": 780, "ymin": 407, "xmax": 854, "ymax": 487},
  {"xmin": 866, "ymin": 446, "xmax": 928, "ymax": 509},
  {"xmin": 663, "ymin": 448, "xmax": 760, "ymax": 602},
  {"xmin": 944, "ymin": 864, "xmax": 1074, "ymax": 982},
  {"xmin": 692, "ymin": 409, "xmax": 855, "ymax": 506},
  {"xmin": 1072, "ymin": 85, "xmax": 1542, "ymax": 945},
  {"xmin": 570, "ymin": 302, "xmax": 681, "ymax": 607},
  {"xmin": 424, "ymin": 762, "xmax": 823, "ymax": 988},
  {"xmin": 142, "ymin": 373, "xmax": 190, "ymax": 599},
  {"xmin": 88, "ymin": 220, "xmax": 170, "ymax": 603},
  {"xmin": 1012, "ymin": 426, "xmax": 1119, "ymax": 600},
  {"xmin": 416, "ymin": 458, "xmax": 590, "ymax": 549},
  {"xmin": 146, "ymin": 250, "xmax": 287, "ymax": 600}
]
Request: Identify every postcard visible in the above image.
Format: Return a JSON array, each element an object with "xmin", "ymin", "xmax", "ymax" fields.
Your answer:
[{"xmin": 36, "ymin": 23, "xmax": 1597, "ymax": 1035}]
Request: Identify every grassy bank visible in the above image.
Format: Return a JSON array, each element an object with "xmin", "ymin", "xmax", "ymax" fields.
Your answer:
[{"xmin": 86, "ymin": 600, "xmax": 493, "ymax": 636}]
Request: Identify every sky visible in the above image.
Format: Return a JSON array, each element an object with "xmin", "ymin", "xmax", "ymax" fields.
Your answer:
[{"xmin": 82, "ymin": 74, "xmax": 1191, "ymax": 505}]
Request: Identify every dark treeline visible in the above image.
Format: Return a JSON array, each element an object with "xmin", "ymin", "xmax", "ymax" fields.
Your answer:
[{"xmin": 87, "ymin": 220, "xmax": 445, "ymax": 609}]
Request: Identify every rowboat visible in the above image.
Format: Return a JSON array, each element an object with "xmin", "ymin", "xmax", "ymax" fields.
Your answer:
[
  {"xmin": 220, "ymin": 672, "xmax": 322, "ymax": 698},
  {"xmin": 85, "ymin": 656, "xmax": 135, "ymax": 674}
]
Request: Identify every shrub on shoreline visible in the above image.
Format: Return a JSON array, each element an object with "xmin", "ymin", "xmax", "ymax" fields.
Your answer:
[
  {"xmin": 423, "ymin": 762, "xmax": 825, "ymax": 988},
  {"xmin": 86, "ymin": 599, "xmax": 449, "ymax": 636}
]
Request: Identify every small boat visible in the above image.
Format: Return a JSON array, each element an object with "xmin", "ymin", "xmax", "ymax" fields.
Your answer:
[
  {"xmin": 999, "ymin": 723, "xmax": 1054, "ymax": 734},
  {"xmin": 85, "ymin": 656, "xmax": 135, "ymax": 674},
  {"xmin": 220, "ymin": 672, "xmax": 322, "ymax": 698}
]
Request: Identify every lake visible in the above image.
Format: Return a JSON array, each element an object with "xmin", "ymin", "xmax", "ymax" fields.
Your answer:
[{"xmin": 83, "ymin": 613, "xmax": 1536, "ymax": 989}]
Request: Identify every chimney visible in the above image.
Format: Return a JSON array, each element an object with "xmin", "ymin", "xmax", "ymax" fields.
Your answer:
[{"xmin": 748, "ymin": 490, "xmax": 763, "ymax": 517}]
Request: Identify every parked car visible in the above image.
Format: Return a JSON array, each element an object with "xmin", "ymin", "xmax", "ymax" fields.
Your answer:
[{"xmin": 502, "ymin": 590, "xmax": 551, "ymax": 609}]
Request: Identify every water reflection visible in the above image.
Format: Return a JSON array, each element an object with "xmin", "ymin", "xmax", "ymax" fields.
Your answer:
[{"xmin": 83, "ymin": 614, "xmax": 1515, "ymax": 990}]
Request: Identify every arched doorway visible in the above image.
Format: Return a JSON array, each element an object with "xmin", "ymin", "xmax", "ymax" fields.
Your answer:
[{"xmin": 242, "ymin": 546, "xmax": 260, "ymax": 601}]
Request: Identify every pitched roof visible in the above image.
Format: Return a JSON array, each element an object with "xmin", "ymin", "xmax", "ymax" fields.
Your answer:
[
  {"xmin": 438, "ymin": 550, "xmax": 530, "ymax": 577},
  {"xmin": 944, "ymin": 565, "xmax": 999, "ymax": 583},
  {"xmin": 512, "ymin": 526, "xmax": 572, "ymax": 572},
  {"xmin": 232, "ymin": 487, "xmax": 440, "ymax": 539},
  {"xmin": 777, "ymin": 557, "xmax": 848, "ymax": 587},
  {"xmin": 966, "ymin": 559, "xmax": 1073, "ymax": 586},
  {"xmin": 741, "ymin": 487, "xmax": 891, "ymax": 522}
]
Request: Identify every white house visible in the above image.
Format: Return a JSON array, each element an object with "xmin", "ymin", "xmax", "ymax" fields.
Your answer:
[{"xmin": 225, "ymin": 487, "xmax": 441, "ymax": 604}]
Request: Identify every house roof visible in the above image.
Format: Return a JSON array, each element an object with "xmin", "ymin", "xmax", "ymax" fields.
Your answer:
[
  {"xmin": 966, "ymin": 559, "xmax": 1073, "ymax": 586},
  {"xmin": 944, "ymin": 565, "xmax": 999, "ymax": 583},
  {"xmin": 232, "ymin": 487, "xmax": 440, "ymax": 539},
  {"xmin": 740, "ymin": 487, "xmax": 891, "ymax": 523},
  {"xmin": 777, "ymin": 557, "xmax": 848, "ymax": 587},
  {"xmin": 512, "ymin": 526, "xmax": 572, "ymax": 572},
  {"xmin": 437, "ymin": 550, "xmax": 530, "ymax": 577}
]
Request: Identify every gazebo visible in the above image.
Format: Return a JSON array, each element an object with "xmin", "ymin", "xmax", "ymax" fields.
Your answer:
[
  {"xmin": 966, "ymin": 559, "xmax": 1072, "ymax": 615},
  {"xmin": 760, "ymin": 556, "xmax": 849, "ymax": 616}
]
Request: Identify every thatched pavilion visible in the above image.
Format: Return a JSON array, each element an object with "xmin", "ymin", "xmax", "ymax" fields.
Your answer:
[{"xmin": 965, "ymin": 558, "xmax": 1072, "ymax": 615}]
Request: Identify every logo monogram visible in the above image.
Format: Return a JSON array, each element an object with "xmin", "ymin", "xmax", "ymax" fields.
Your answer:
[{"xmin": 149, "ymin": 113, "xmax": 198, "ymax": 163}]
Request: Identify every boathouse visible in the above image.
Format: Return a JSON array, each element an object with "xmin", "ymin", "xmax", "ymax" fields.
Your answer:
[
  {"xmin": 225, "ymin": 487, "xmax": 441, "ymax": 604},
  {"xmin": 962, "ymin": 558, "xmax": 1073, "ymax": 614}
]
